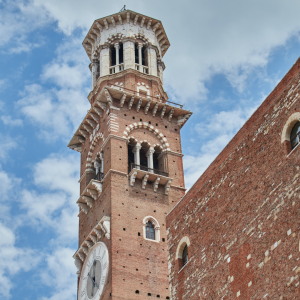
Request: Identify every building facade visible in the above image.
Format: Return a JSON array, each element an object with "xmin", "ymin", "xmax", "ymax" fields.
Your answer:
[
  {"xmin": 166, "ymin": 58, "xmax": 300, "ymax": 299},
  {"xmin": 68, "ymin": 9, "xmax": 192, "ymax": 300}
]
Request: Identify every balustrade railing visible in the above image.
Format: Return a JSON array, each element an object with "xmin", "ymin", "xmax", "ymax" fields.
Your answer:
[
  {"xmin": 94, "ymin": 172, "xmax": 104, "ymax": 181},
  {"xmin": 128, "ymin": 163, "xmax": 168, "ymax": 177},
  {"xmin": 135, "ymin": 64, "xmax": 148, "ymax": 74},
  {"xmin": 109, "ymin": 63, "xmax": 124, "ymax": 74}
]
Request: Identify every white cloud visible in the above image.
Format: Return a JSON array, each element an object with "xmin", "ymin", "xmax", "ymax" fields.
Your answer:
[
  {"xmin": 0, "ymin": 222, "xmax": 39, "ymax": 299},
  {"xmin": 28, "ymin": 0, "xmax": 300, "ymax": 104},
  {"xmin": 19, "ymin": 153, "xmax": 79, "ymax": 242},
  {"xmin": 184, "ymin": 106, "xmax": 256, "ymax": 189},
  {"xmin": 0, "ymin": 0, "xmax": 49, "ymax": 52},
  {"xmin": 1, "ymin": 115, "xmax": 23, "ymax": 126},
  {"xmin": 17, "ymin": 37, "xmax": 90, "ymax": 142},
  {"xmin": 40, "ymin": 248, "xmax": 77, "ymax": 300},
  {"xmin": 0, "ymin": 134, "xmax": 18, "ymax": 160}
]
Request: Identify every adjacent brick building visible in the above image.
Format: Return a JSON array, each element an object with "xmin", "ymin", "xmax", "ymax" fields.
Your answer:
[{"xmin": 166, "ymin": 57, "xmax": 300, "ymax": 299}]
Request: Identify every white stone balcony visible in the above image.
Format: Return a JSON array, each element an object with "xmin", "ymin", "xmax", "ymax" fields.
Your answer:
[
  {"xmin": 109, "ymin": 63, "xmax": 124, "ymax": 74},
  {"xmin": 128, "ymin": 163, "xmax": 172, "ymax": 194},
  {"xmin": 135, "ymin": 63, "xmax": 148, "ymax": 74}
]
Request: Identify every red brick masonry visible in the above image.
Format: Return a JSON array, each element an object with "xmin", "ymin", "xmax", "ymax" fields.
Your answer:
[{"xmin": 166, "ymin": 57, "xmax": 300, "ymax": 299}]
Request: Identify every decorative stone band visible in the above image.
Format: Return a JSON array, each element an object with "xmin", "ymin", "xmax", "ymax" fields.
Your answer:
[
  {"xmin": 123, "ymin": 122, "xmax": 170, "ymax": 150},
  {"xmin": 73, "ymin": 216, "xmax": 111, "ymax": 276},
  {"xmin": 77, "ymin": 180, "xmax": 103, "ymax": 214}
]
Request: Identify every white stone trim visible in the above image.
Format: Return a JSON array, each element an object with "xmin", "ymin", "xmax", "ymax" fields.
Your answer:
[
  {"xmin": 176, "ymin": 236, "xmax": 190, "ymax": 259},
  {"xmin": 123, "ymin": 122, "xmax": 170, "ymax": 151},
  {"xmin": 143, "ymin": 216, "xmax": 160, "ymax": 242},
  {"xmin": 281, "ymin": 112, "xmax": 300, "ymax": 143}
]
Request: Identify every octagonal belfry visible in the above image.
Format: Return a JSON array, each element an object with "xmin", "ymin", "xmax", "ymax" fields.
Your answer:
[{"xmin": 68, "ymin": 8, "xmax": 192, "ymax": 300}]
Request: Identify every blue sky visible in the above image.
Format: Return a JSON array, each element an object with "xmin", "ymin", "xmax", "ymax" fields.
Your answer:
[{"xmin": 1, "ymin": 0, "xmax": 300, "ymax": 299}]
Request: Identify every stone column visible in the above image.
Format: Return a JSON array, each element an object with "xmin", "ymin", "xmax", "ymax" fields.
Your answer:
[
  {"xmin": 91, "ymin": 60, "xmax": 99, "ymax": 90},
  {"xmin": 100, "ymin": 152, "xmax": 104, "ymax": 174},
  {"xmin": 114, "ymin": 43, "xmax": 120, "ymax": 71},
  {"xmin": 123, "ymin": 39, "xmax": 135, "ymax": 70},
  {"xmin": 138, "ymin": 43, "xmax": 143, "ymax": 70},
  {"xmin": 146, "ymin": 147, "xmax": 155, "ymax": 173},
  {"xmin": 157, "ymin": 61, "xmax": 164, "ymax": 86},
  {"xmin": 100, "ymin": 46, "xmax": 110, "ymax": 76},
  {"xmin": 94, "ymin": 161, "xmax": 101, "ymax": 175},
  {"xmin": 133, "ymin": 143, "xmax": 142, "ymax": 170}
]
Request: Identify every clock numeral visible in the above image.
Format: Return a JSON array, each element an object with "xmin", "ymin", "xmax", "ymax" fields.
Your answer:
[
  {"xmin": 102, "ymin": 261, "xmax": 107, "ymax": 270},
  {"xmin": 93, "ymin": 250, "xmax": 96, "ymax": 259},
  {"xmin": 101, "ymin": 277, "xmax": 106, "ymax": 286},
  {"xmin": 101, "ymin": 251, "xmax": 106, "ymax": 260},
  {"xmin": 81, "ymin": 288, "xmax": 86, "ymax": 297}
]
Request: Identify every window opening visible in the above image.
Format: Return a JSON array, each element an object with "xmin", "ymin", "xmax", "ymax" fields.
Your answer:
[
  {"xmin": 119, "ymin": 43, "xmax": 124, "ymax": 64},
  {"xmin": 135, "ymin": 44, "xmax": 139, "ymax": 64},
  {"xmin": 111, "ymin": 46, "xmax": 116, "ymax": 66},
  {"xmin": 146, "ymin": 221, "xmax": 155, "ymax": 240},
  {"xmin": 291, "ymin": 121, "xmax": 300, "ymax": 149},
  {"xmin": 182, "ymin": 244, "xmax": 188, "ymax": 266}
]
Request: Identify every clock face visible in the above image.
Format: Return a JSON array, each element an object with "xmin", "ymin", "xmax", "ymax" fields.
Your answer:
[{"xmin": 78, "ymin": 242, "xmax": 109, "ymax": 300}]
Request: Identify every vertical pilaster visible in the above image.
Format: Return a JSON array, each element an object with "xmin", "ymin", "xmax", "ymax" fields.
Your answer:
[
  {"xmin": 123, "ymin": 40, "xmax": 135, "ymax": 70},
  {"xmin": 147, "ymin": 47, "xmax": 157, "ymax": 76},
  {"xmin": 100, "ymin": 46, "xmax": 110, "ymax": 76}
]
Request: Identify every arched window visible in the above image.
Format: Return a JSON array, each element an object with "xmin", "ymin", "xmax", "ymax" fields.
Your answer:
[
  {"xmin": 291, "ymin": 121, "xmax": 300, "ymax": 149},
  {"xmin": 143, "ymin": 216, "xmax": 160, "ymax": 242},
  {"xmin": 176, "ymin": 236, "xmax": 191, "ymax": 271},
  {"xmin": 182, "ymin": 244, "xmax": 188, "ymax": 266},
  {"xmin": 146, "ymin": 221, "xmax": 155, "ymax": 240}
]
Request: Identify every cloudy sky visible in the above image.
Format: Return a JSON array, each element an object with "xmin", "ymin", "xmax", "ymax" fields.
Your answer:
[{"xmin": 1, "ymin": 0, "xmax": 300, "ymax": 299}]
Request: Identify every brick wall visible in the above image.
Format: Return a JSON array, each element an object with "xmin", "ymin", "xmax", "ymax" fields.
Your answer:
[{"xmin": 167, "ymin": 57, "xmax": 300, "ymax": 299}]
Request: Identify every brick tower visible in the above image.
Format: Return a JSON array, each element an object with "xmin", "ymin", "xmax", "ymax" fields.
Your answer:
[{"xmin": 68, "ymin": 9, "xmax": 192, "ymax": 300}]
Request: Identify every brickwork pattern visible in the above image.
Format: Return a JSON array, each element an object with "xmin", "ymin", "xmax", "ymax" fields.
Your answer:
[{"xmin": 167, "ymin": 58, "xmax": 300, "ymax": 299}]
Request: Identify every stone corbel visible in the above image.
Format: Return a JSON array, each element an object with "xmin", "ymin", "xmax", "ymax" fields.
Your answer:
[
  {"xmin": 136, "ymin": 99, "xmax": 143, "ymax": 112},
  {"xmin": 93, "ymin": 107, "xmax": 103, "ymax": 117},
  {"xmin": 78, "ymin": 202, "xmax": 89, "ymax": 214},
  {"xmin": 94, "ymin": 228, "xmax": 102, "ymax": 239},
  {"xmin": 100, "ymin": 216, "xmax": 111, "ymax": 239},
  {"xmin": 104, "ymin": 89, "xmax": 113, "ymax": 106},
  {"xmin": 164, "ymin": 180, "xmax": 172, "ymax": 195},
  {"xmin": 120, "ymin": 93, "xmax": 127, "ymax": 107},
  {"xmin": 142, "ymin": 174, "xmax": 149, "ymax": 189},
  {"xmin": 144, "ymin": 100, "xmax": 151, "ymax": 114},
  {"xmin": 153, "ymin": 177, "xmax": 161, "ymax": 192},
  {"xmin": 128, "ymin": 96, "xmax": 135, "ymax": 110},
  {"xmin": 160, "ymin": 105, "xmax": 167, "ymax": 119},
  {"xmin": 86, "ymin": 118, "xmax": 96, "ymax": 128},
  {"xmin": 82, "ymin": 123, "xmax": 93, "ymax": 133},
  {"xmin": 178, "ymin": 113, "xmax": 192, "ymax": 127},
  {"xmin": 74, "ymin": 258, "xmax": 82, "ymax": 277},
  {"xmin": 168, "ymin": 108, "xmax": 174, "ymax": 121},
  {"xmin": 152, "ymin": 103, "xmax": 159, "ymax": 116},
  {"xmin": 82, "ymin": 246, "xmax": 89, "ymax": 255},
  {"xmin": 79, "ymin": 129, "xmax": 89, "ymax": 138},
  {"xmin": 82, "ymin": 195, "xmax": 93, "ymax": 208},
  {"xmin": 130, "ymin": 171, "xmax": 138, "ymax": 186}
]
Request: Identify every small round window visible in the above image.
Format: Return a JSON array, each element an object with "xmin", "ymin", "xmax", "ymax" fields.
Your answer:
[{"xmin": 291, "ymin": 121, "xmax": 300, "ymax": 149}]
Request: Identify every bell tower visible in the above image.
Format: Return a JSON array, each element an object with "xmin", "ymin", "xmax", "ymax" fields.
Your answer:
[{"xmin": 68, "ymin": 9, "xmax": 192, "ymax": 300}]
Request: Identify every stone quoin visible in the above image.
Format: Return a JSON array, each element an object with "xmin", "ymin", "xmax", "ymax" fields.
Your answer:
[{"xmin": 68, "ymin": 8, "xmax": 191, "ymax": 300}]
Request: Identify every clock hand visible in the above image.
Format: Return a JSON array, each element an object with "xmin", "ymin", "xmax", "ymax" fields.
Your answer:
[{"xmin": 88, "ymin": 273, "xmax": 99, "ymax": 289}]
